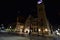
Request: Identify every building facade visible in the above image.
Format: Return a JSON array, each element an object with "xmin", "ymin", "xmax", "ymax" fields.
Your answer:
[
  {"xmin": 15, "ymin": 17, "xmax": 24, "ymax": 34},
  {"xmin": 15, "ymin": 0, "xmax": 51, "ymax": 36},
  {"xmin": 37, "ymin": 2, "xmax": 51, "ymax": 35},
  {"xmin": 24, "ymin": 0, "xmax": 51, "ymax": 36}
]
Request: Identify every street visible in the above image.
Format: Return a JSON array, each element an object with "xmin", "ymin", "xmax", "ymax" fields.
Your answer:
[
  {"xmin": 0, "ymin": 32, "xmax": 30, "ymax": 40},
  {"xmin": 0, "ymin": 32, "xmax": 60, "ymax": 40}
]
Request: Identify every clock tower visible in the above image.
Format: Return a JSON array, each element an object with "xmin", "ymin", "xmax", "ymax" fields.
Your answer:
[{"xmin": 37, "ymin": 0, "xmax": 51, "ymax": 36}]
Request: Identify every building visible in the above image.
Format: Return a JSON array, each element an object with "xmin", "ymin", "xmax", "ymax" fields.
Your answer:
[
  {"xmin": 37, "ymin": 0, "xmax": 51, "ymax": 36},
  {"xmin": 25, "ymin": 15, "xmax": 38, "ymax": 34},
  {"xmin": 15, "ymin": 0, "xmax": 51, "ymax": 36},
  {"xmin": 24, "ymin": 0, "xmax": 51, "ymax": 36},
  {"xmin": 15, "ymin": 17, "xmax": 25, "ymax": 34}
]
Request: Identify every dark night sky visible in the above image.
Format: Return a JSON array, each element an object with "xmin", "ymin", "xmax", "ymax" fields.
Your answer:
[
  {"xmin": 0, "ymin": 0, "xmax": 60, "ymax": 26},
  {"xmin": 44, "ymin": 0, "xmax": 60, "ymax": 25}
]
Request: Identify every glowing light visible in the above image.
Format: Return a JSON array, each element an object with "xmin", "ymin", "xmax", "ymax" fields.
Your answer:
[
  {"xmin": 57, "ymin": 32, "xmax": 60, "ymax": 36},
  {"xmin": 24, "ymin": 28, "xmax": 30, "ymax": 34},
  {"xmin": 56, "ymin": 30, "xmax": 58, "ymax": 33},
  {"xmin": 37, "ymin": 0, "xmax": 42, "ymax": 4},
  {"xmin": 38, "ymin": 29, "xmax": 41, "ymax": 31},
  {"xmin": 58, "ymin": 28, "xmax": 60, "ymax": 30},
  {"xmin": 10, "ymin": 26, "xmax": 11, "ymax": 28},
  {"xmin": 55, "ymin": 30, "xmax": 60, "ymax": 36},
  {"xmin": 44, "ymin": 28, "xmax": 48, "ymax": 32}
]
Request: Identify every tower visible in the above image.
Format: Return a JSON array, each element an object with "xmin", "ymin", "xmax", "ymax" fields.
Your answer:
[
  {"xmin": 15, "ymin": 17, "xmax": 20, "ymax": 31},
  {"xmin": 37, "ymin": 0, "xmax": 51, "ymax": 36}
]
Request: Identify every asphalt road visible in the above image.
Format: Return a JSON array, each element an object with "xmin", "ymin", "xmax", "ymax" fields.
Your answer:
[
  {"xmin": 0, "ymin": 32, "xmax": 60, "ymax": 40},
  {"xmin": 0, "ymin": 32, "xmax": 30, "ymax": 40}
]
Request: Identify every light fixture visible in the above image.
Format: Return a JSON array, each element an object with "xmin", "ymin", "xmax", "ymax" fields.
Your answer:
[{"xmin": 37, "ymin": 0, "xmax": 42, "ymax": 4}]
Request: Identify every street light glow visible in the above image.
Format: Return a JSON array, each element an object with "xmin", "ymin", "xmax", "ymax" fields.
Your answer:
[
  {"xmin": 37, "ymin": 0, "xmax": 42, "ymax": 4},
  {"xmin": 58, "ymin": 28, "xmax": 60, "ymax": 30},
  {"xmin": 38, "ymin": 29, "xmax": 41, "ymax": 32},
  {"xmin": 24, "ymin": 28, "xmax": 30, "ymax": 34},
  {"xmin": 44, "ymin": 28, "xmax": 48, "ymax": 32},
  {"xmin": 10, "ymin": 26, "xmax": 11, "ymax": 28}
]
